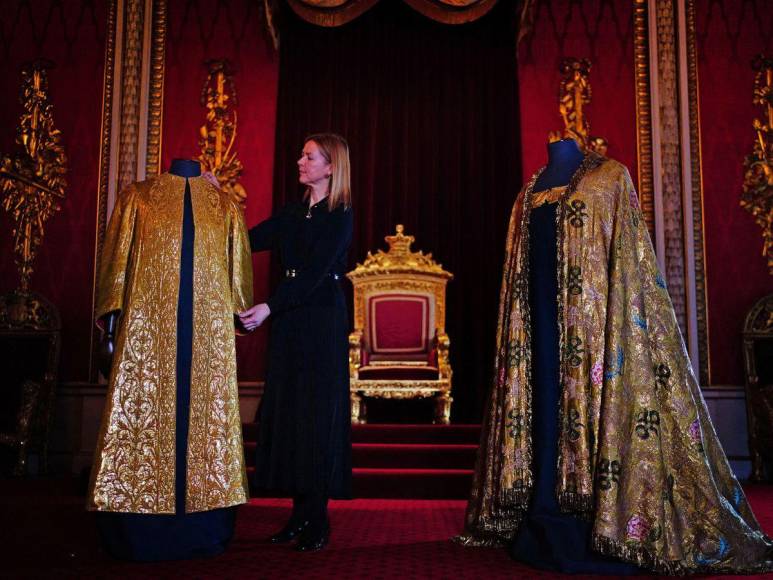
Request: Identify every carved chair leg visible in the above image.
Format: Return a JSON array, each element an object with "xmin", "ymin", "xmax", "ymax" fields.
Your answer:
[
  {"xmin": 351, "ymin": 392, "xmax": 368, "ymax": 424},
  {"xmin": 433, "ymin": 392, "xmax": 452, "ymax": 425}
]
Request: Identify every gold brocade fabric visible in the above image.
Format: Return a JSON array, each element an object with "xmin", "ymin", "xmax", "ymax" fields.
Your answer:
[
  {"xmin": 88, "ymin": 174, "xmax": 253, "ymax": 514},
  {"xmin": 456, "ymin": 154, "xmax": 773, "ymax": 573}
]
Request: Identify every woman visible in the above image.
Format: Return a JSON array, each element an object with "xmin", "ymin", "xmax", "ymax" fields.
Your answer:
[{"xmin": 240, "ymin": 133, "xmax": 353, "ymax": 552}]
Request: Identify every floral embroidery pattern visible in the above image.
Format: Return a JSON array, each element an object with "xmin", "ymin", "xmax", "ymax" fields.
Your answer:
[
  {"xmin": 626, "ymin": 515, "xmax": 651, "ymax": 542},
  {"xmin": 565, "ymin": 336, "xmax": 584, "ymax": 367},
  {"xmin": 655, "ymin": 363, "xmax": 671, "ymax": 390},
  {"xmin": 604, "ymin": 346, "xmax": 625, "ymax": 380},
  {"xmin": 567, "ymin": 199, "xmax": 588, "ymax": 228},
  {"xmin": 597, "ymin": 457, "xmax": 621, "ymax": 490},
  {"xmin": 507, "ymin": 340, "xmax": 525, "ymax": 369},
  {"xmin": 591, "ymin": 361, "xmax": 604, "ymax": 387},
  {"xmin": 635, "ymin": 409, "xmax": 660, "ymax": 440},
  {"xmin": 507, "ymin": 409, "xmax": 523, "ymax": 440},
  {"xmin": 568, "ymin": 265, "xmax": 583, "ymax": 295},
  {"xmin": 565, "ymin": 405, "xmax": 584, "ymax": 442}
]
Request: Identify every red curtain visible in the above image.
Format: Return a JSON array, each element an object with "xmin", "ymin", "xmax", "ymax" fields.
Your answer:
[
  {"xmin": 272, "ymin": 0, "xmax": 522, "ymax": 421},
  {"xmin": 285, "ymin": 0, "xmax": 499, "ymax": 27}
]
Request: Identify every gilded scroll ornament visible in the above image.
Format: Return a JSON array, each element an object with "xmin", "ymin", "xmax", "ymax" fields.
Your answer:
[
  {"xmin": 741, "ymin": 54, "xmax": 773, "ymax": 274},
  {"xmin": 0, "ymin": 60, "xmax": 67, "ymax": 293},
  {"xmin": 549, "ymin": 58, "xmax": 607, "ymax": 155},
  {"xmin": 198, "ymin": 59, "xmax": 246, "ymax": 207}
]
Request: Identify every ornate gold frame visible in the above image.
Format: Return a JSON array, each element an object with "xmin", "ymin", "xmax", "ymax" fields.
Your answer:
[
  {"xmin": 90, "ymin": 0, "xmax": 167, "ymax": 380},
  {"xmin": 347, "ymin": 225, "xmax": 454, "ymax": 424},
  {"xmin": 633, "ymin": 0, "xmax": 709, "ymax": 384}
]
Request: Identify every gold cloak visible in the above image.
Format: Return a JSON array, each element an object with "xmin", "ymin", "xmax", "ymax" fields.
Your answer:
[
  {"xmin": 457, "ymin": 154, "xmax": 773, "ymax": 574},
  {"xmin": 88, "ymin": 174, "xmax": 253, "ymax": 514}
]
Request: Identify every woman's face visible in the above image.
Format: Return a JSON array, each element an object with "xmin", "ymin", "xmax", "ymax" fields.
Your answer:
[{"xmin": 297, "ymin": 140, "xmax": 332, "ymax": 188}]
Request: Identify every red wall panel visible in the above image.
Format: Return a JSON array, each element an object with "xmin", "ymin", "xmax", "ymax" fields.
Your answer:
[
  {"xmin": 0, "ymin": 0, "xmax": 107, "ymax": 382},
  {"xmin": 518, "ymin": 0, "xmax": 637, "ymax": 185},
  {"xmin": 162, "ymin": 0, "xmax": 279, "ymax": 381},
  {"xmin": 696, "ymin": 0, "xmax": 773, "ymax": 385}
]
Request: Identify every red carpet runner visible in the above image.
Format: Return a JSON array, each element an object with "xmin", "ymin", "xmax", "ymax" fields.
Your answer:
[{"xmin": 4, "ymin": 425, "xmax": 772, "ymax": 578}]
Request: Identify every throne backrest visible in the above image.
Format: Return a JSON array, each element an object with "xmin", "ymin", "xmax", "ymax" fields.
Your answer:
[
  {"xmin": 364, "ymin": 290, "xmax": 436, "ymax": 361},
  {"xmin": 348, "ymin": 225, "xmax": 453, "ymax": 364}
]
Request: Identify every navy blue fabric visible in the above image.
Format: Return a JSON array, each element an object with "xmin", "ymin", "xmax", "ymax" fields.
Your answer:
[
  {"xmin": 96, "ymin": 177, "xmax": 236, "ymax": 561},
  {"xmin": 508, "ymin": 202, "xmax": 640, "ymax": 575}
]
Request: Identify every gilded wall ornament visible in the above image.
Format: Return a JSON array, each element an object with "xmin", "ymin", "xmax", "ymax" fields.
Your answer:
[
  {"xmin": 741, "ymin": 54, "xmax": 773, "ymax": 274},
  {"xmin": 0, "ymin": 60, "xmax": 67, "ymax": 293},
  {"xmin": 198, "ymin": 59, "xmax": 246, "ymax": 207},
  {"xmin": 549, "ymin": 57, "xmax": 608, "ymax": 155}
]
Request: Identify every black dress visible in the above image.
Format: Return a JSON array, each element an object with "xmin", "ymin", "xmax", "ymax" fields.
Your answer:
[
  {"xmin": 509, "ymin": 202, "xmax": 639, "ymax": 574},
  {"xmin": 249, "ymin": 198, "xmax": 353, "ymax": 499}
]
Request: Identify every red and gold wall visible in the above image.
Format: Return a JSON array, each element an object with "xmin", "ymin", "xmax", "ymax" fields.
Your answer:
[
  {"xmin": 696, "ymin": 0, "xmax": 773, "ymax": 386},
  {"xmin": 160, "ymin": 0, "xmax": 278, "ymax": 381},
  {"xmin": 1, "ymin": 0, "xmax": 770, "ymax": 395},
  {"xmin": 0, "ymin": 0, "xmax": 108, "ymax": 383}
]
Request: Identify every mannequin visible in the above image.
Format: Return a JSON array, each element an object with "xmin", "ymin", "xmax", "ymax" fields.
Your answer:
[
  {"xmin": 532, "ymin": 138, "xmax": 585, "ymax": 192},
  {"xmin": 509, "ymin": 140, "xmax": 640, "ymax": 574},
  {"xmin": 459, "ymin": 140, "xmax": 773, "ymax": 574},
  {"xmin": 92, "ymin": 158, "xmax": 252, "ymax": 561}
]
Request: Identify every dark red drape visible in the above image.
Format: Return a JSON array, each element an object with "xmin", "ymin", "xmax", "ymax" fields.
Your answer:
[{"xmin": 272, "ymin": 0, "xmax": 522, "ymax": 422}]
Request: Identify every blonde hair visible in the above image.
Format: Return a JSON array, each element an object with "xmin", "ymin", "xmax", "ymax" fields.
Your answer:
[{"xmin": 303, "ymin": 133, "xmax": 351, "ymax": 211}]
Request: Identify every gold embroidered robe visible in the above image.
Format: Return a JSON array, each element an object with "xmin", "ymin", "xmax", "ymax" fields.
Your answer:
[
  {"xmin": 88, "ymin": 174, "xmax": 253, "ymax": 514},
  {"xmin": 458, "ymin": 154, "xmax": 773, "ymax": 574}
]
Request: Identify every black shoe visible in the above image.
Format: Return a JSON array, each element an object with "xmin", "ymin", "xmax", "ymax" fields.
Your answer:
[
  {"xmin": 294, "ymin": 523, "xmax": 330, "ymax": 552},
  {"xmin": 268, "ymin": 519, "xmax": 310, "ymax": 544}
]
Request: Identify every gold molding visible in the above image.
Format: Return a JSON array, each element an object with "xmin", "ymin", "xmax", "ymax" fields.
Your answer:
[
  {"xmin": 633, "ymin": 0, "xmax": 655, "ymax": 239},
  {"xmin": 144, "ymin": 0, "xmax": 166, "ymax": 177},
  {"xmin": 90, "ymin": 0, "xmax": 167, "ymax": 380},
  {"xmin": 685, "ymin": 0, "xmax": 710, "ymax": 384},
  {"xmin": 90, "ymin": 0, "xmax": 119, "ymax": 381}
]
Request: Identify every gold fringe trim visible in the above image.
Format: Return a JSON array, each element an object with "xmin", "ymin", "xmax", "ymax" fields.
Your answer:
[
  {"xmin": 592, "ymin": 533, "xmax": 773, "ymax": 576},
  {"xmin": 557, "ymin": 491, "xmax": 593, "ymax": 517},
  {"xmin": 452, "ymin": 533, "xmax": 506, "ymax": 548}
]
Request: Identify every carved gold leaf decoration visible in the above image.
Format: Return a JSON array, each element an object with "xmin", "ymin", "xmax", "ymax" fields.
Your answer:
[
  {"xmin": 0, "ymin": 60, "xmax": 67, "ymax": 293},
  {"xmin": 741, "ymin": 54, "xmax": 773, "ymax": 274},
  {"xmin": 348, "ymin": 224, "xmax": 453, "ymax": 279},
  {"xmin": 198, "ymin": 59, "xmax": 246, "ymax": 207},
  {"xmin": 549, "ymin": 57, "xmax": 607, "ymax": 155}
]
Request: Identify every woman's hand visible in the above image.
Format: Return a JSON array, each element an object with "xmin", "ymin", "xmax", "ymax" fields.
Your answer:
[
  {"xmin": 239, "ymin": 303, "xmax": 271, "ymax": 331},
  {"xmin": 202, "ymin": 171, "xmax": 221, "ymax": 189}
]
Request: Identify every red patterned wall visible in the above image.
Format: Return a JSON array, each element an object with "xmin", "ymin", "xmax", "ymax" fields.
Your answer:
[
  {"xmin": 696, "ymin": 0, "xmax": 773, "ymax": 385},
  {"xmin": 162, "ymin": 0, "xmax": 279, "ymax": 381},
  {"xmin": 0, "ymin": 0, "xmax": 107, "ymax": 382},
  {"xmin": 518, "ymin": 0, "xmax": 637, "ymax": 185}
]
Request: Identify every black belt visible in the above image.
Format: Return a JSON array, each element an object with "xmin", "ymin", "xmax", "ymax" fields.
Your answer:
[{"xmin": 285, "ymin": 269, "xmax": 340, "ymax": 280}]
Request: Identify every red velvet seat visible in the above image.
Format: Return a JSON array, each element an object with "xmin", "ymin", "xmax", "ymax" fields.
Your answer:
[{"xmin": 347, "ymin": 225, "xmax": 453, "ymax": 424}]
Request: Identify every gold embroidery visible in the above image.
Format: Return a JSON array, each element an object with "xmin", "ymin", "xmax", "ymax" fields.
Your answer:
[
  {"xmin": 530, "ymin": 185, "xmax": 566, "ymax": 208},
  {"xmin": 89, "ymin": 174, "xmax": 253, "ymax": 514},
  {"xmin": 457, "ymin": 157, "xmax": 773, "ymax": 573}
]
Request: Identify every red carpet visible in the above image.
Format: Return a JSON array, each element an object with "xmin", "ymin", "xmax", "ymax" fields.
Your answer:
[{"xmin": 3, "ymin": 480, "xmax": 773, "ymax": 578}]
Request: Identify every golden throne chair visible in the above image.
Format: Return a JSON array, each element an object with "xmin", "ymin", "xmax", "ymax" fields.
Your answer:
[{"xmin": 347, "ymin": 225, "xmax": 453, "ymax": 424}]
